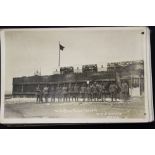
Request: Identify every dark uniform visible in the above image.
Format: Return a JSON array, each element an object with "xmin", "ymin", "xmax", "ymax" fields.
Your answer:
[
  {"xmin": 121, "ymin": 82, "xmax": 129, "ymax": 101},
  {"xmin": 62, "ymin": 85, "xmax": 68, "ymax": 102},
  {"xmin": 90, "ymin": 85, "xmax": 94, "ymax": 101},
  {"xmin": 67, "ymin": 84, "xmax": 72, "ymax": 102},
  {"xmin": 50, "ymin": 86, "xmax": 55, "ymax": 103},
  {"xmin": 70, "ymin": 86, "xmax": 75, "ymax": 101},
  {"xmin": 40, "ymin": 89, "xmax": 43, "ymax": 103},
  {"xmin": 36, "ymin": 87, "xmax": 41, "ymax": 103},
  {"xmin": 43, "ymin": 86, "xmax": 49, "ymax": 103},
  {"xmin": 80, "ymin": 85, "xmax": 86, "ymax": 102},
  {"xmin": 56, "ymin": 86, "xmax": 61, "ymax": 102},
  {"xmin": 101, "ymin": 84, "xmax": 106, "ymax": 102},
  {"xmin": 86, "ymin": 85, "xmax": 91, "ymax": 101},
  {"xmin": 109, "ymin": 83, "xmax": 118, "ymax": 102},
  {"xmin": 96, "ymin": 83, "xmax": 101, "ymax": 101},
  {"xmin": 92, "ymin": 84, "xmax": 97, "ymax": 101},
  {"xmin": 72, "ymin": 84, "xmax": 79, "ymax": 102}
]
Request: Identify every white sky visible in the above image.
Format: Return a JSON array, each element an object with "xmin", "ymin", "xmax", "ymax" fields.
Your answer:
[{"xmin": 4, "ymin": 28, "xmax": 145, "ymax": 92}]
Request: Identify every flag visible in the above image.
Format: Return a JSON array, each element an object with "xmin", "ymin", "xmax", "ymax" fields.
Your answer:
[
  {"xmin": 59, "ymin": 43, "xmax": 65, "ymax": 51},
  {"xmin": 58, "ymin": 42, "xmax": 65, "ymax": 66}
]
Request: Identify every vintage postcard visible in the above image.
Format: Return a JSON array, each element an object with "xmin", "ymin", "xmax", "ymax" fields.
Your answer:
[{"xmin": 0, "ymin": 27, "xmax": 153, "ymax": 123}]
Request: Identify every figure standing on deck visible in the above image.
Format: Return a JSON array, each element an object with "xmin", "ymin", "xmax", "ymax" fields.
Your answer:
[
  {"xmin": 80, "ymin": 84, "xmax": 86, "ymax": 102},
  {"xmin": 43, "ymin": 86, "xmax": 49, "ymax": 103},
  {"xmin": 40, "ymin": 88, "xmax": 43, "ymax": 103},
  {"xmin": 96, "ymin": 82, "xmax": 101, "ymax": 101},
  {"xmin": 121, "ymin": 81, "xmax": 129, "ymax": 101},
  {"xmin": 86, "ymin": 85, "xmax": 91, "ymax": 101},
  {"xmin": 100, "ymin": 83, "xmax": 106, "ymax": 102},
  {"xmin": 92, "ymin": 83, "xmax": 98, "ymax": 101},
  {"xmin": 72, "ymin": 84, "xmax": 79, "ymax": 102},
  {"xmin": 50, "ymin": 86, "xmax": 55, "ymax": 103},
  {"xmin": 109, "ymin": 82, "xmax": 118, "ymax": 102},
  {"xmin": 56, "ymin": 85, "xmax": 62, "ymax": 102},
  {"xmin": 36, "ymin": 86, "xmax": 41, "ymax": 103},
  {"xmin": 67, "ymin": 84, "xmax": 72, "ymax": 102},
  {"xmin": 62, "ymin": 84, "xmax": 68, "ymax": 102}
]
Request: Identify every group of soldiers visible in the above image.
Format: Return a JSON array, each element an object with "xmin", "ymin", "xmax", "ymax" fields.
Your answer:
[{"xmin": 35, "ymin": 81, "xmax": 129, "ymax": 103}]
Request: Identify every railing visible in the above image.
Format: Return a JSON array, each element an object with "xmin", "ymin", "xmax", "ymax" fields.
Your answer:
[{"xmin": 13, "ymin": 72, "xmax": 116, "ymax": 85}]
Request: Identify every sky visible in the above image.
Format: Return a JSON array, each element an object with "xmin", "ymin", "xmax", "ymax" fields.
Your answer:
[{"xmin": 3, "ymin": 27, "xmax": 145, "ymax": 93}]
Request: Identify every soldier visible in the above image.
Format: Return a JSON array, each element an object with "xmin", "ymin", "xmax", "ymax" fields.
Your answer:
[
  {"xmin": 116, "ymin": 85, "xmax": 121, "ymax": 100},
  {"xmin": 62, "ymin": 84, "xmax": 67, "ymax": 102},
  {"xmin": 96, "ymin": 83, "xmax": 101, "ymax": 101},
  {"xmin": 50, "ymin": 86, "xmax": 55, "ymax": 103},
  {"xmin": 36, "ymin": 86, "xmax": 41, "ymax": 103},
  {"xmin": 67, "ymin": 84, "xmax": 72, "ymax": 102},
  {"xmin": 102, "ymin": 83, "xmax": 106, "ymax": 102},
  {"xmin": 72, "ymin": 84, "xmax": 75, "ymax": 102},
  {"xmin": 43, "ymin": 86, "xmax": 49, "ymax": 103},
  {"xmin": 70, "ymin": 85, "xmax": 75, "ymax": 102},
  {"xmin": 92, "ymin": 83, "xmax": 97, "ymax": 101},
  {"xmin": 72, "ymin": 84, "xmax": 79, "ymax": 102},
  {"xmin": 80, "ymin": 84, "xmax": 86, "ymax": 102},
  {"xmin": 56, "ymin": 85, "xmax": 60, "ymax": 102},
  {"xmin": 109, "ymin": 82, "xmax": 118, "ymax": 102},
  {"xmin": 90, "ymin": 84, "xmax": 94, "ymax": 101},
  {"xmin": 58, "ymin": 86, "xmax": 62, "ymax": 102},
  {"xmin": 40, "ymin": 88, "xmax": 43, "ymax": 103},
  {"xmin": 97, "ymin": 83, "xmax": 102, "ymax": 102},
  {"xmin": 121, "ymin": 81, "xmax": 129, "ymax": 101},
  {"xmin": 86, "ymin": 85, "xmax": 91, "ymax": 101}
]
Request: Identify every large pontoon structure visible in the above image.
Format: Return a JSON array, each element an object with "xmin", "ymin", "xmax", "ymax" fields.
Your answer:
[{"xmin": 12, "ymin": 60, "xmax": 144, "ymax": 97}]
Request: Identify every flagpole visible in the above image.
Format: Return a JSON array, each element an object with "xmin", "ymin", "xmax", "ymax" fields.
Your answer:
[{"xmin": 58, "ymin": 41, "xmax": 60, "ymax": 67}]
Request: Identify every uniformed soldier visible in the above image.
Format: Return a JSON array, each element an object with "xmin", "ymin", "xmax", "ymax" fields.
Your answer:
[
  {"xmin": 96, "ymin": 83, "xmax": 101, "ymax": 101},
  {"xmin": 56, "ymin": 85, "xmax": 60, "ymax": 102},
  {"xmin": 101, "ymin": 83, "xmax": 106, "ymax": 102},
  {"xmin": 116, "ymin": 85, "xmax": 121, "ymax": 100},
  {"xmin": 58, "ymin": 86, "xmax": 62, "ymax": 102},
  {"xmin": 96, "ymin": 83, "xmax": 102, "ymax": 101},
  {"xmin": 62, "ymin": 84, "xmax": 68, "ymax": 102},
  {"xmin": 43, "ymin": 86, "xmax": 49, "ymax": 103},
  {"xmin": 67, "ymin": 84, "xmax": 72, "ymax": 102},
  {"xmin": 90, "ymin": 84, "xmax": 94, "ymax": 101},
  {"xmin": 109, "ymin": 83, "xmax": 118, "ymax": 102},
  {"xmin": 86, "ymin": 85, "xmax": 91, "ymax": 101},
  {"xmin": 121, "ymin": 81, "xmax": 129, "ymax": 101},
  {"xmin": 40, "ymin": 88, "xmax": 43, "ymax": 103},
  {"xmin": 92, "ymin": 83, "xmax": 97, "ymax": 101},
  {"xmin": 36, "ymin": 86, "xmax": 41, "ymax": 103},
  {"xmin": 72, "ymin": 84, "xmax": 79, "ymax": 102},
  {"xmin": 70, "ymin": 85, "xmax": 74, "ymax": 102},
  {"xmin": 50, "ymin": 86, "xmax": 55, "ymax": 103},
  {"xmin": 80, "ymin": 84, "xmax": 86, "ymax": 102}
]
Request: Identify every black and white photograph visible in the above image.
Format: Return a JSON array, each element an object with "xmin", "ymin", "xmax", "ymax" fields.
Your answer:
[{"xmin": 0, "ymin": 27, "xmax": 153, "ymax": 123}]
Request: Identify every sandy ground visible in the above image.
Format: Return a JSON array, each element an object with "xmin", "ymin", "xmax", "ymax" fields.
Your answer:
[{"xmin": 4, "ymin": 97, "xmax": 145, "ymax": 119}]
